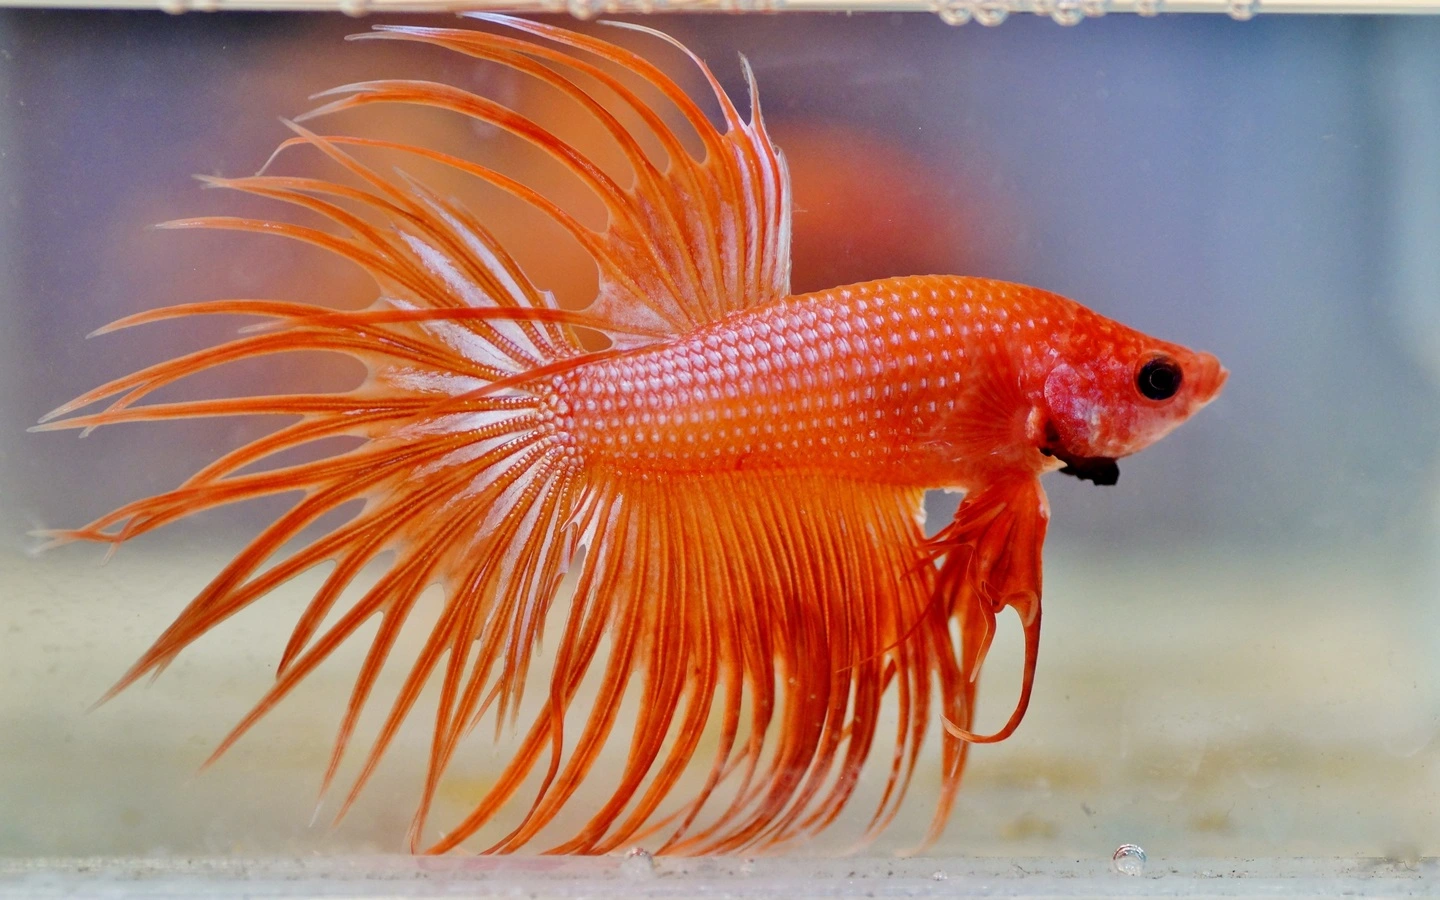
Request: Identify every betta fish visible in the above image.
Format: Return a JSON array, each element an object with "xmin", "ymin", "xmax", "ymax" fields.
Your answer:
[{"xmin": 36, "ymin": 17, "xmax": 1226, "ymax": 855}]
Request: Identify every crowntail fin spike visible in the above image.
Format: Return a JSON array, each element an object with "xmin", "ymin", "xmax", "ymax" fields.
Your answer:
[{"xmin": 40, "ymin": 21, "xmax": 974, "ymax": 859}]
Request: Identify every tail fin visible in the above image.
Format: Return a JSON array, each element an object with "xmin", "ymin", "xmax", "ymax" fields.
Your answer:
[
  {"xmin": 40, "ymin": 161, "xmax": 607, "ymax": 824},
  {"xmin": 39, "ymin": 18, "xmax": 816, "ymax": 853}
]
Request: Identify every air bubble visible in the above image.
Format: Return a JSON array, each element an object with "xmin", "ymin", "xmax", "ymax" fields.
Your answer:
[
  {"xmin": 157, "ymin": 0, "xmax": 188, "ymax": 14},
  {"xmin": 567, "ymin": 0, "xmax": 601, "ymax": 19},
  {"xmin": 338, "ymin": 0, "xmax": 368, "ymax": 15},
  {"xmin": 1047, "ymin": 0, "xmax": 1082, "ymax": 25},
  {"xmin": 1227, "ymin": 0, "xmax": 1257, "ymax": 20},
  {"xmin": 1136, "ymin": 0, "xmax": 1161, "ymax": 15},
  {"xmin": 974, "ymin": 0, "xmax": 1008, "ymax": 25},
  {"xmin": 621, "ymin": 847, "xmax": 656, "ymax": 878},
  {"xmin": 1081, "ymin": 0, "xmax": 1107, "ymax": 15},
  {"xmin": 931, "ymin": 870, "xmax": 949, "ymax": 881},
  {"xmin": 1112, "ymin": 844, "xmax": 1147, "ymax": 877},
  {"xmin": 934, "ymin": 0, "xmax": 972, "ymax": 25}
]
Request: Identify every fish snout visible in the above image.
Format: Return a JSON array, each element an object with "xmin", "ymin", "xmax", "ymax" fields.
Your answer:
[{"xmin": 1193, "ymin": 351, "xmax": 1228, "ymax": 404}]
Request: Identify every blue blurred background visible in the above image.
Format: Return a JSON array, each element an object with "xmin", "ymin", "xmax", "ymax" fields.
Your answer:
[
  {"xmin": 1, "ymin": 11, "xmax": 1438, "ymax": 858},
  {"xmin": 3, "ymin": 11, "xmax": 1438, "ymax": 552}
]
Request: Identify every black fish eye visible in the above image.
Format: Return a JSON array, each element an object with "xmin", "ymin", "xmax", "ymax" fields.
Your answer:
[{"xmin": 1137, "ymin": 357, "xmax": 1182, "ymax": 401}]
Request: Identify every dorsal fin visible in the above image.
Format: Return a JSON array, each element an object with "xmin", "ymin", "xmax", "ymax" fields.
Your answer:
[{"xmin": 308, "ymin": 16, "xmax": 793, "ymax": 347}]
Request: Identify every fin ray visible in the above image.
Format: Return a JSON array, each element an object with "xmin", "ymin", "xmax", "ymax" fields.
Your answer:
[{"xmin": 35, "ymin": 20, "xmax": 995, "ymax": 858}]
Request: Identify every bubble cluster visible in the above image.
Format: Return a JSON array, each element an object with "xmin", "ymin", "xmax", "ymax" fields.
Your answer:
[
  {"xmin": 927, "ymin": 0, "xmax": 1263, "ymax": 26},
  {"xmin": 936, "ymin": 0, "xmax": 1115, "ymax": 28}
]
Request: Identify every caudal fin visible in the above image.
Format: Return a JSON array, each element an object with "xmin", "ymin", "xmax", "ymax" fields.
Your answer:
[{"xmin": 38, "ymin": 18, "xmax": 817, "ymax": 853}]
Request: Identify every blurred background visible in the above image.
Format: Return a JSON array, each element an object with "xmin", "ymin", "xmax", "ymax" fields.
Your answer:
[{"xmin": 0, "ymin": 10, "xmax": 1438, "ymax": 860}]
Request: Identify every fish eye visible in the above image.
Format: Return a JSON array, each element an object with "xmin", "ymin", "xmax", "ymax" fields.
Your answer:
[{"xmin": 1137, "ymin": 356, "xmax": 1183, "ymax": 401}]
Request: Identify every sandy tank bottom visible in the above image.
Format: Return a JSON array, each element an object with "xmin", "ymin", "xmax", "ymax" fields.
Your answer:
[{"xmin": 1, "ymin": 535, "xmax": 1437, "ymax": 895}]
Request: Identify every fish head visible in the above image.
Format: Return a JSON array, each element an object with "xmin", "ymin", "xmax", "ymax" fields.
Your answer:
[{"xmin": 1031, "ymin": 313, "xmax": 1227, "ymax": 480}]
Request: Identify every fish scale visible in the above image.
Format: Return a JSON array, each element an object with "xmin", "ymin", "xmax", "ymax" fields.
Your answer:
[{"xmin": 558, "ymin": 275, "xmax": 1069, "ymax": 482}]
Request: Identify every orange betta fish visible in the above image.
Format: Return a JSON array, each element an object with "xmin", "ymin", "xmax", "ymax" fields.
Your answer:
[{"xmin": 37, "ymin": 17, "xmax": 1225, "ymax": 855}]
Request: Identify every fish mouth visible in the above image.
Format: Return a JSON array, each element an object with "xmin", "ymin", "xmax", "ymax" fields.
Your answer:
[{"xmin": 1196, "ymin": 353, "xmax": 1229, "ymax": 404}]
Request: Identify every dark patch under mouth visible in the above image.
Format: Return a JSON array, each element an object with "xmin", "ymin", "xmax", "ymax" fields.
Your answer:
[
  {"xmin": 1039, "ymin": 445, "xmax": 1120, "ymax": 486},
  {"xmin": 1058, "ymin": 456, "xmax": 1120, "ymax": 485},
  {"xmin": 1037, "ymin": 418, "xmax": 1120, "ymax": 486}
]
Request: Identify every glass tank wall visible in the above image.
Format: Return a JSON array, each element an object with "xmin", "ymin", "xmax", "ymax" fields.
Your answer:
[{"xmin": 0, "ymin": 8, "xmax": 1437, "ymax": 867}]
